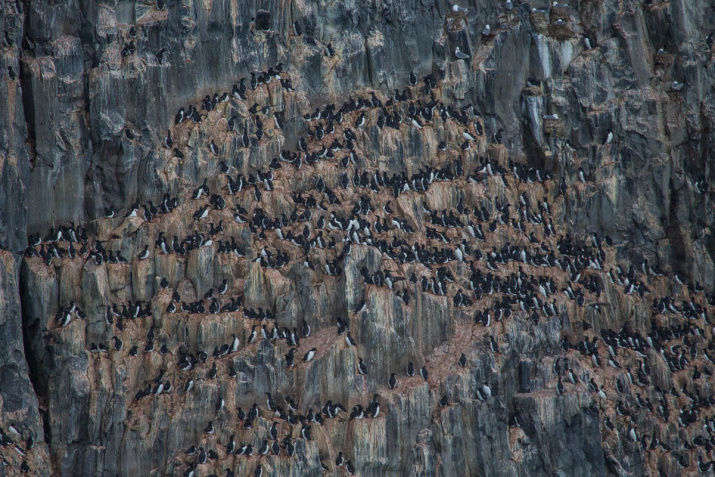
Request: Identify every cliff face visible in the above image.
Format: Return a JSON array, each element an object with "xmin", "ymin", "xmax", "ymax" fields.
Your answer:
[{"xmin": 1, "ymin": 0, "xmax": 714, "ymax": 476}]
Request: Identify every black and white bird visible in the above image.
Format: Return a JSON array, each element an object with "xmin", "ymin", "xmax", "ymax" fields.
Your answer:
[
  {"xmin": 303, "ymin": 347, "xmax": 317, "ymax": 362},
  {"xmin": 204, "ymin": 421, "xmax": 214, "ymax": 434},
  {"xmin": 193, "ymin": 205, "xmax": 209, "ymax": 220},
  {"xmin": 345, "ymin": 332, "xmax": 357, "ymax": 347},
  {"xmin": 164, "ymin": 130, "xmax": 173, "ymax": 148},
  {"xmin": 230, "ymin": 334, "xmax": 240, "ymax": 353},
  {"xmin": 628, "ymin": 425, "xmax": 637, "ymax": 442},
  {"xmin": 409, "ymin": 71, "xmax": 417, "ymax": 85},
  {"xmin": 248, "ymin": 326, "xmax": 258, "ymax": 343},
  {"xmin": 218, "ymin": 279, "xmax": 229, "ymax": 294},
  {"xmin": 138, "ymin": 245, "xmax": 150, "ymax": 260},
  {"xmin": 357, "ymin": 357, "xmax": 368, "ymax": 375},
  {"xmin": 389, "ymin": 373, "xmax": 398, "ymax": 389},
  {"xmin": 578, "ymin": 167, "xmax": 587, "ymax": 183},
  {"xmin": 209, "ymin": 140, "xmax": 219, "ymax": 156},
  {"xmin": 111, "ymin": 336, "xmax": 123, "ymax": 351}
]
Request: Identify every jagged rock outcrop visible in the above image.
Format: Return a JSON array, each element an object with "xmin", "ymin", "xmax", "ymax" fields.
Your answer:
[{"xmin": 0, "ymin": 0, "xmax": 713, "ymax": 476}]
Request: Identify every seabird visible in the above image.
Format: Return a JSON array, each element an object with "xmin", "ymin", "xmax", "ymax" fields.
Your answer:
[
  {"xmin": 578, "ymin": 167, "xmax": 587, "ymax": 183},
  {"xmin": 388, "ymin": 373, "xmax": 397, "ymax": 389},
  {"xmin": 218, "ymin": 279, "xmax": 228, "ymax": 295},
  {"xmin": 345, "ymin": 332, "xmax": 356, "ymax": 346},
  {"xmin": 164, "ymin": 130, "xmax": 173, "ymax": 148},
  {"xmin": 137, "ymin": 245, "xmax": 149, "ymax": 260},
  {"xmin": 126, "ymin": 203, "xmax": 140, "ymax": 217},
  {"xmin": 670, "ymin": 81, "xmax": 685, "ymax": 92},
  {"xmin": 489, "ymin": 336, "xmax": 499, "ymax": 353},
  {"xmin": 455, "ymin": 47, "xmax": 470, "ymax": 59},
  {"xmin": 209, "ymin": 140, "xmax": 219, "ymax": 156},
  {"xmin": 204, "ymin": 421, "xmax": 214, "ymax": 434},
  {"xmin": 111, "ymin": 336, "xmax": 123, "ymax": 351},
  {"xmin": 303, "ymin": 347, "xmax": 317, "ymax": 362},
  {"xmin": 420, "ymin": 365, "xmax": 428, "ymax": 381},
  {"xmin": 230, "ymin": 334, "xmax": 239, "ymax": 352},
  {"xmin": 193, "ymin": 205, "xmax": 209, "ymax": 220},
  {"xmin": 357, "ymin": 357, "xmax": 368, "ymax": 375},
  {"xmin": 452, "ymin": 4, "xmax": 468, "ymax": 12},
  {"xmin": 406, "ymin": 361, "xmax": 415, "ymax": 376},
  {"xmin": 482, "ymin": 24, "xmax": 491, "ymax": 36},
  {"xmin": 248, "ymin": 326, "xmax": 258, "ymax": 343}
]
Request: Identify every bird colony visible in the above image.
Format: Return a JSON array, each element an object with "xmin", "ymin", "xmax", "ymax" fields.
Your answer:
[{"xmin": 6, "ymin": 4, "xmax": 715, "ymax": 477}]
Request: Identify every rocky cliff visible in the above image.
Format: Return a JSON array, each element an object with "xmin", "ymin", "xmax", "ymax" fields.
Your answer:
[{"xmin": 0, "ymin": 0, "xmax": 714, "ymax": 475}]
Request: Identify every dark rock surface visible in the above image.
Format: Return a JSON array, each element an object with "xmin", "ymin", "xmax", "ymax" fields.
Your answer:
[{"xmin": 0, "ymin": 0, "xmax": 713, "ymax": 476}]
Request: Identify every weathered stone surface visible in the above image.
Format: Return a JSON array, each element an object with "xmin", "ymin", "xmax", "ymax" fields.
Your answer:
[
  {"xmin": 0, "ymin": 252, "xmax": 50, "ymax": 475},
  {"xmin": 0, "ymin": 0, "xmax": 713, "ymax": 476}
]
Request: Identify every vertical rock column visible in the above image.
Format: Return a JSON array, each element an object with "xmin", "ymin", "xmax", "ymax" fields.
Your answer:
[{"xmin": 0, "ymin": 252, "xmax": 50, "ymax": 475}]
